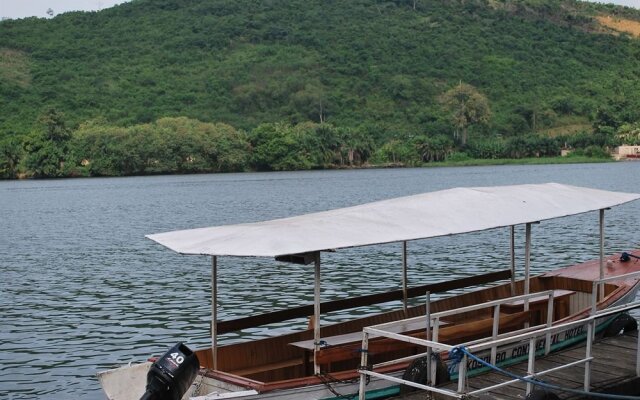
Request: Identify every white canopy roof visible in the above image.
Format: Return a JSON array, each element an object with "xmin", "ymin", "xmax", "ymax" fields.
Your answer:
[{"xmin": 147, "ymin": 183, "xmax": 640, "ymax": 258}]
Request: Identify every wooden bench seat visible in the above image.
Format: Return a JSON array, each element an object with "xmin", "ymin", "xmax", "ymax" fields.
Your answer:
[
  {"xmin": 501, "ymin": 290, "xmax": 574, "ymax": 322},
  {"xmin": 312, "ymin": 310, "xmax": 531, "ymax": 366},
  {"xmin": 289, "ymin": 318, "xmax": 447, "ymax": 351},
  {"xmin": 503, "ymin": 290, "xmax": 574, "ymax": 306},
  {"xmin": 229, "ymin": 358, "xmax": 305, "ymax": 377}
]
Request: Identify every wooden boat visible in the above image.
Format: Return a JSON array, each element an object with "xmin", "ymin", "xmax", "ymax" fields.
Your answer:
[{"xmin": 98, "ymin": 183, "xmax": 640, "ymax": 400}]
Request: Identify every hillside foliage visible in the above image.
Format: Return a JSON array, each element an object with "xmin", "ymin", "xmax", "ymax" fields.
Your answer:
[{"xmin": 1, "ymin": 0, "xmax": 640, "ymax": 178}]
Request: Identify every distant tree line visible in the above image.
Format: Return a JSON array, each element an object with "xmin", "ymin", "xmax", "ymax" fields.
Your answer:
[{"xmin": 0, "ymin": 95, "xmax": 633, "ymax": 179}]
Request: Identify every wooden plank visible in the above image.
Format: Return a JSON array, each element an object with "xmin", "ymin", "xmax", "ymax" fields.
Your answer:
[
  {"xmin": 316, "ymin": 311, "xmax": 530, "ymax": 365},
  {"xmin": 439, "ymin": 371, "xmax": 527, "ymax": 399},
  {"xmin": 599, "ymin": 335, "xmax": 638, "ymax": 351},
  {"xmin": 405, "ymin": 270, "xmax": 512, "ymax": 298},
  {"xmin": 505, "ymin": 363, "xmax": 576, "ymax": 390},
  {"xmin": 549, "ymin": 353, "xmax": 635, "ymax": 376},
  {"xmin": 500, "ymin": 362, "xmax": 621, "ymax": 400},
  {"xmin": 502, "ymin": 290, "xmax": 574, "ymax": 306},
  {"xmin": 481, "ymin": 387, "xmax": 527, "ymax": 399},
  {"xmin": 468, "ymin": 374, "xmax": 527, "ymax": 399},
  {"xmin": 584, "ymin": 343, "xmax": 636, "ymax": 365},
  {"xmin": 590, "ymin": 377, "xmax": 640, "ymax": 398},
  {"xmin": 217, "ymin": 269, "xmax": 512, "ymax": 333},
  {"xmin": 514, "ymin": 359, "xmax": 586, "ymax": 385},
  {"xmin": 560, "ymin": 344, "xmax": 624, "ymax": 363},
  {"xmin": 290, "ymin": 319, "xmax": 451, "ymax": 350},
  {"xmin": 508, "ymin": 358, "xmax": 619, "ymax": 388},
  {"xmin": 432, "ymin": 332, "xmax": 639, "ymax": 400},
  {"xmin": 229, "ymin": 358, "xmax": 305, "ymax": 377},
  {"xmin": 553, "ymin": 344, "xmax": 637, "ymax": 379},
  {"xmin": 460, "ymin": 376, "xmax": 524, "ymax": 400},
  {"xmin": 420, "ymin": 374, "xmax": 525, "ymax": 400}
]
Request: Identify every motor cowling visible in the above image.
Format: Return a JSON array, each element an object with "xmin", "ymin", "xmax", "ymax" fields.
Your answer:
[
  {"xmin": 620, "ymin": 252, "xmax": 640, "ymax": 262},
  {"xmin": 140, "ymin": 342, "xmax": 199, "ymax": 400}
]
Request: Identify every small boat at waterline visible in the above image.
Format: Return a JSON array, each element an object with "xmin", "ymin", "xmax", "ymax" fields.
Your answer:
[{"xmin": 98, "ymin": 183, "xmax": 640, "ymax": 400}]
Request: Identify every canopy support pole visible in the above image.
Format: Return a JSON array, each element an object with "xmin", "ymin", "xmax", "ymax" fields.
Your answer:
[
  {"xmin": 313, "ymin": 252, "xmax": 321, "ymax": 375},
  {"xmin": 510, "ymin": 225, "xmax": 516, "ymax": 296},
  {"xmin": 599, "ymin": 209, "xmax": 605, "ymax": 301},
  {"xmin": 211, "ymin": 255, "xmax": 218, "ymax": 370},
  {"xmin": 524, "ymin": 223, "xmax": 531, "ymax": 316},
  {"xmin": 425, "ymin": 291, "xmax": 432, "ymax": 384},
  {"xmin": 402, "ymin": 241, "xmax": 408, "ymax": 316}
]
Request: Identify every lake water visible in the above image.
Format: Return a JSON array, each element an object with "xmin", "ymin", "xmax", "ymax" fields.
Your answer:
[{"xmin": 1, "ymin": 162, "xmax": 640, "ymax": 399}]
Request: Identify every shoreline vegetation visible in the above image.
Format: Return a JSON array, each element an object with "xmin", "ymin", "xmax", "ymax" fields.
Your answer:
[
  {"xmin": 421, "ymin": 155, "xmax": 616, "ymax": 168},
  {"xmin": 7, "ymin": 155, "xmax": 618, "ymax": 181},
  {"xmin": 0, "ymin": 111, "xmax": 624, "ymax": 180}
]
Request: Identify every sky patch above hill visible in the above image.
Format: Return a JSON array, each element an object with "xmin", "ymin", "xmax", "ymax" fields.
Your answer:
[
  {"xmin": 590, "ymin": 0, "xmax": 640, "ymax": 7},
  {"xmin": 1, "ymin": 0, "xmax": 639, "ymax": 19},
  {"xmin": 1, "ymin": 0, "xmax": 130, "ymax": 19}
]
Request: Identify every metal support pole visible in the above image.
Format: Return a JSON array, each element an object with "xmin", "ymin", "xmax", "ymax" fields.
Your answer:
[
  {"xmin": 591, "ymin": 282, "xmax": 598, "ymax": 315},
  {"xmin": 491, "ymin": 304, "xmax": 500, "ymax": 365},
  {"xmin": 211, "ymin": 256, "xmax": 218, "ymax": 370},
  {"xmin": 585, "ymin": 321, "xmax": 593, "ymax": 392},
  {"xmin": 431, "ymin": 317, "xmax": 440, "ymax": 385},
  {"xmin": 636, "ymin": 330, "xmax": 640, "ymax": 377},
  {"xmin": 425, "ymin": 291, "xmax": 431, "ymax": 384},
  {"xmin": 510, "ymin": 225, "xmax": 516, "ymax": 296},
  {"xmin": 599, "ymin": 209, "xmax": 605, "ymax": 301},
  {"xmin": 526, "ymin": 337, "xmax": 536, "ymax": 395},
  {"xmin": 313, "ymin": 252, "xmax": 321, "ymax": 375},
  {"xmin": 402, "ymin": 241, "xmax": 408, "ymax": 315},
  {"xmin": 524, "ymin": 223, "xmax": 531, "ymax": 315},
  {"xmin": 590, "ymin": 282, "xmax": 598, "ymax": 340},
  {"xmin": 545, "ymin": 293, "xmax": 554, "ymax": 355},
  {"xmin": 457, "ymin": 355, "xmax": 467, "ymax": 394},
  {"xmin": 358, "ymin": 332, "xmax": 369, "ymax": 400}
]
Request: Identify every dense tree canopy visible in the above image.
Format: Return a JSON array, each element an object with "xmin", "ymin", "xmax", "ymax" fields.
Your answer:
[
  {"xmin": 1, "ymin": 0, "xmax": 639, "ymax": 178},
  {"xmin": 21, "ymin": 109, "xmax": 71, "ymax": 177},
  {"xmin": 440, "ymin": 83, "xmax": 491, "ymax": 146},
  {"xmin": 72, "ymin": 117, "xmax": 250, "ymax": 176}
]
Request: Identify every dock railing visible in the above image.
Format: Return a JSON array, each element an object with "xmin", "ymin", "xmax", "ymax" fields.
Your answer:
[{"xmin": 357, "ymin": 275, "xmax": 640, "ymax": 399}]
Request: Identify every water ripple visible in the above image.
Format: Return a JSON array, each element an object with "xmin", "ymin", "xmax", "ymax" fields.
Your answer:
[{"xmin": 1, "ymin": 164, "xmax": 640, "ymax": 398}]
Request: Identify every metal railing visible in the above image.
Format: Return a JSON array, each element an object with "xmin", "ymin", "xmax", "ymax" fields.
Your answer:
[{"xmin": 357, "ymin": 273, "xmax": 640, "ymax": 399}]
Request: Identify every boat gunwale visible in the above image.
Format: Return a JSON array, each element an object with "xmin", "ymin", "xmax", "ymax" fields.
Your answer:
[
  {"xmin": 199, "ymin": 263, "xmax": 640, "ymax": 393},
  {"xmin": 196, "ymin": 265, "xmax": 640, "ymax": 393},
  {"xmin": 215, "ymin": 269, "xmax": 513, "ymax": 334}
]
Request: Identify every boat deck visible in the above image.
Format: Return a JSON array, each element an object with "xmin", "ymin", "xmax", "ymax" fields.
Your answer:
[{"xmin": 400, "ymin": 330, "xmax": 640, "ymax": 399}]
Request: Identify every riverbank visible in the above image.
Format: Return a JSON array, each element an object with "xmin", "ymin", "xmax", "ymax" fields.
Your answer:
[
  {"xmin": 336, "ymin": 155, "xmax": 614, "ymax": 171},
  {"xmin": 421, "ymin": 155, "xmax": 615, "ymax": 168},
  {"xmin": 4, "ymin": 155, "xmax": 617, "ymax": 180}
]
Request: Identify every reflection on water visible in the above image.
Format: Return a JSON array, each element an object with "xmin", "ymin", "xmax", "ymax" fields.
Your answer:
[{"xmin": 1, "ymin": 163, "xmax": 640, "ymax": 398}]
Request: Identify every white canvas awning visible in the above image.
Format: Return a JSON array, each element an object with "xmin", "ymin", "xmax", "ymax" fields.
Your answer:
[{"xmin": 146, "ymin": 183, "xmax": 640, "ymax": 258}]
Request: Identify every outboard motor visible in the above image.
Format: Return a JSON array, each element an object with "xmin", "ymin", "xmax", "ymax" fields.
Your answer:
[
  {"xmin": 140, "ymin": 342, "xmax": 199, "ymax": 400},
  {"xmin": 620, "ymin": 252, "xmax": 640, "ymax": 262}
]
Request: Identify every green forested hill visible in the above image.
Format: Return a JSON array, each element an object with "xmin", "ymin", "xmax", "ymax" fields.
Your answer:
[{"xmin": 1, "ymin": 0, "xmax": 640, "ymax": 178}]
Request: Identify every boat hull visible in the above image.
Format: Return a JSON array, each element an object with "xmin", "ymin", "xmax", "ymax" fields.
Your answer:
[{"xmin": 99, "ymin": 254, "xmax": 640, "ymax": 400}]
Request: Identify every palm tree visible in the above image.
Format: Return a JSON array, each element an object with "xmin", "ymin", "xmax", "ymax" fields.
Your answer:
[{"xmin": 439, "ymin": 82, "xmax": 491, "ymax": 146}]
